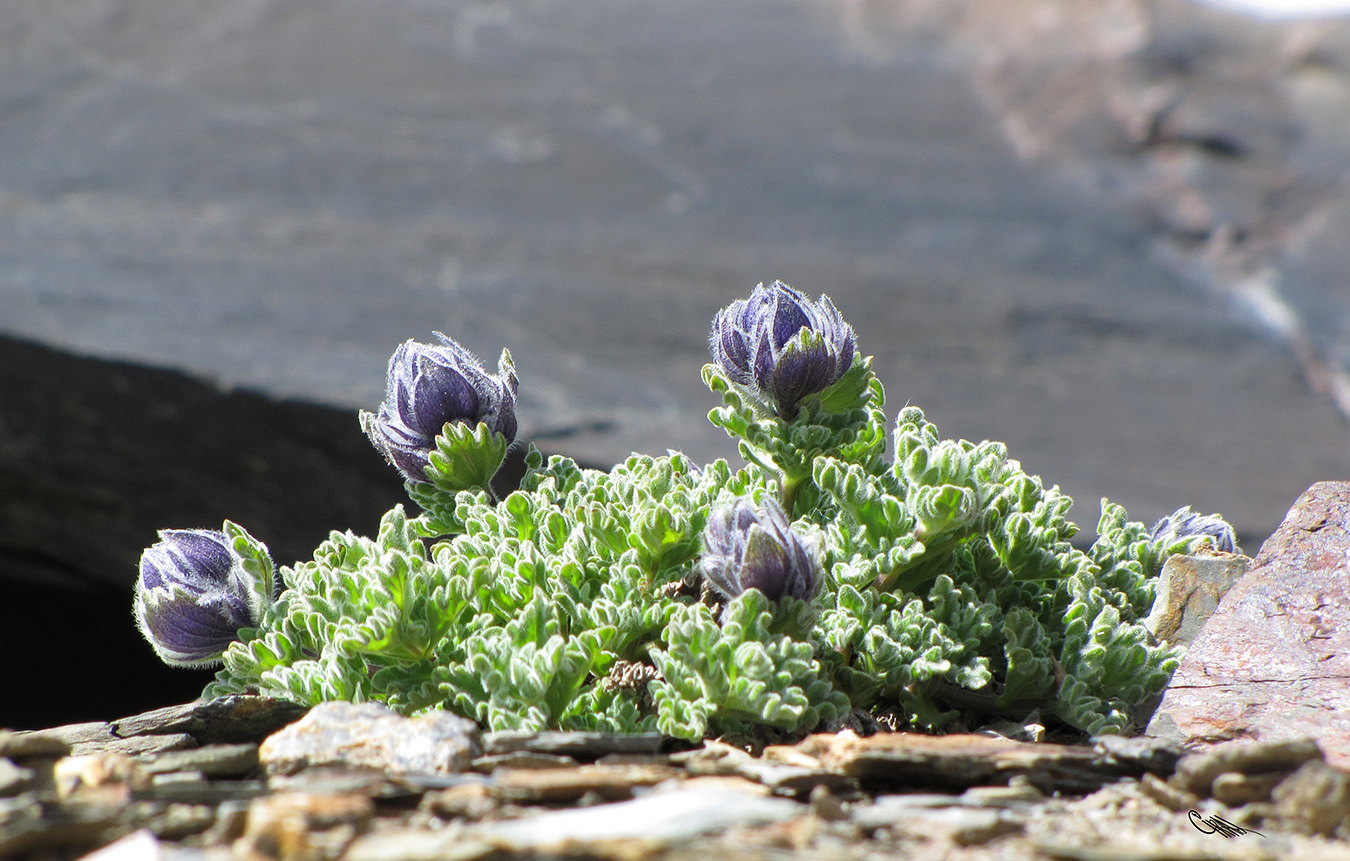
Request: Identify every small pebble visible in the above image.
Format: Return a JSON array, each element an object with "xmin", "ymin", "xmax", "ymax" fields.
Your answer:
[
  {"xmin": 1136, "ymin": 772, "xmax": 1199, "ymax": 813},
  {"xmin": 1210, "ymin": 770, "xmax": 1287, "ymax": 806},
  {"xmin": 1271, "ymin": 759, "xmax": 1350, "ymax": 837}
]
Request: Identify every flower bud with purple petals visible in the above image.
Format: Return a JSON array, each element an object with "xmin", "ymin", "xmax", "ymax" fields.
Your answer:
[
  {"xmin": 1150, "ymin": 506, "xmax": 1241, "ymax": 555},
  {"xmin": 361, "ymin": 333, "xmax": 518, "ymax": 483},
  {"xmin": 700, "ymin": 496, "xmax": 820, "ymax": 603},
  {"xmin": 134, "ymin": 528, "xmax": 274, "ymax": 668},
  {"xmin": 710, "ymin": 281, "xmax": 856, "ymax": 417}
]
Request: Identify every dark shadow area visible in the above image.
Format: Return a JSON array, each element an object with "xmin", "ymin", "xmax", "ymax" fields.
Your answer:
[
  {"xmin": 2, "ymin": 578, "xmax": 217, "ymax": 730},
  {"xmin": 0, "ymin": 336, "xmax": 558, "ymax": 729}
]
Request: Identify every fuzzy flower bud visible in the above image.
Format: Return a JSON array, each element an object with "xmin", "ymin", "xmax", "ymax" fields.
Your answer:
[
  {"xmin": 710, "ymin": 281, "xmax": 856, "ymax": 417},
  {"xmin": 134, "ymin": 529, "xmax": 273, "ymax": 668},
  {"xmin": 700, "ymin": 496, "xmax": 820, "ymax": 602},
  {"xmin": 361, "ymin": 333, "xmax": 518, "ymax": 482},
  {"xmin": 1150, "ymin": 506, "xmax": 1240, "ymax": 555}
]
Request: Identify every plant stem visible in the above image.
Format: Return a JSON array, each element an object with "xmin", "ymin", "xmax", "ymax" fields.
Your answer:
[{"xmin": 781, "ymin": 474, "xmax": 802, "ymax": 518}]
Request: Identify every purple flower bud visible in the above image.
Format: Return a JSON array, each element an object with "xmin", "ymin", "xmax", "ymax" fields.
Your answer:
[
  {"xmin": 700, "ymin": 496, "xmax": 820, "ymax": 602},
  {"xmin": 361, "ymin": 333, "xmax": 519, "ymax": 482},
  {"xmin": 134, "ymin": 529, "xmax": 272, "ymax": 668},
  {"xmin": 1150, "ymin": 506, "xmax": 1240, "ymax": 555},
  {"xmin": 710, "ymin": 281, "xmax": 856, "ymax": 417}
]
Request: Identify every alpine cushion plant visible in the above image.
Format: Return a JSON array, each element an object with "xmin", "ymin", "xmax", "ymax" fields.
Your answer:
[{"xmin": 139, "ymin": 282, "xmax": 1241, "ymax": 741}]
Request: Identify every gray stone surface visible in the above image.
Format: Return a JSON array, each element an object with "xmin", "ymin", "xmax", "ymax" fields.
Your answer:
[
  {"xmin": 8, "ymin": 718, "xmax": 1350, "ymax": 859},
  {"xmin": 4, "ymin": 0, "xmax": 1350, "ymax": 553}
]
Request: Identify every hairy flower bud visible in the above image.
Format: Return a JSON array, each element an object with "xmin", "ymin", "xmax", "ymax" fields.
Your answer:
[
  {"xmin": 700, "ymin": 496, "xmax": 820, "ymax": 602},
  {"xmin": 710, "ymin": 281, "xmax": 856, "ymax": 417},
  {"xmin": 1150, "ymin": 506, "xmax": 1240, "ymax": 555},
  {"xmin": 134, "ymin": 529, "xmax": 273, "ymax": 668},
  {"xmin": 361, "ymin": 333, "xmax": 519, "ymax": 482}
]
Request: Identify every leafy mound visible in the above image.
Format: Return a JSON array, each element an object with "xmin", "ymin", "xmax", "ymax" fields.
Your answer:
[{"xmin": 205, "ymin": 356, "xmax": 1200, "ymax": 739}]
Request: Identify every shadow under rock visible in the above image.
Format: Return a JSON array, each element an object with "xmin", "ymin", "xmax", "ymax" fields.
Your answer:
[{"xmin": 0, "ymin": 336, "xmax": 411, "ymax": 729}]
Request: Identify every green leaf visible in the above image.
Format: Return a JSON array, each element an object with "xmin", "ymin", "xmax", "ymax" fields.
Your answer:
[{"xmin": 424, "ymin": 420, "xmax": 511, "ymax": 495}]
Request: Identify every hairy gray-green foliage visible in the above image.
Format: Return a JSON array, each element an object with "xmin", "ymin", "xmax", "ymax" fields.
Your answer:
[{"xmin": 205, "ymin": 352, "xmax": 1213, "ymax": 740}]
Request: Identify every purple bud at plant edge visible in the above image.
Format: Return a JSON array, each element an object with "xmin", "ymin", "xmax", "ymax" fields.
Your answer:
[
  {"xmin": 700, "ymin": 496, "xmax": 820, "ymax": 602},
  {"xmin": 134, "ymin": 529, "xmax": 272, "ymax": 668},
  {"xmin": 360, "ymin": 332, "xmax": 519, "ymax": 482},
  {"xmin": 1150, "ymin": 506, "xmax": 1240, "ymax": 555},
  {"xmin": 709, "ymin": 281, "xmax": 856, "ymax": 417}
]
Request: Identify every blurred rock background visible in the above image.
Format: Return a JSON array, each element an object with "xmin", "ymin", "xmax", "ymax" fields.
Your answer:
[{"xmin": 3, "ymin": 0, "xmax": 1350, "ymax": 727}]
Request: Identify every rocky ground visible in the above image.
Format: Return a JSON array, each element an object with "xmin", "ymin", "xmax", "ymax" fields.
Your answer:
[{"xmin": 3, "ymin": 696, "xmax": 1349, "ymax": 861}]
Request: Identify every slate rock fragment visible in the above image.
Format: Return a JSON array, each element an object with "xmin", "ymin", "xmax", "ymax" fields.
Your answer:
[
  {"xmin": 480, "ymin": 730, "xmax": 664, "ymax": 758},
  {"xmin": 1169, "ymin": 738, "xmax": 1323, "ymax": 798},
  {"xmin": 0, "ymin": 730, "xmax": 71, "ymax": 760},
  {"xmin": 138, "ymin": 744, "xmax": 260, "ymax": 780},
  {"xmin": 112, "ymin": 697, "xmax": 310, "ymax": 746},
  {"xmin": 488, "ymin": 763, "xmax": 682, "ymax": 803},
  {"xmin": 800, "ymin": 732, "xmax": 1145, "ymax": 794},
  {"xmin": 469, "ymin": 785, "xmax": 799, "ymax": 851}
]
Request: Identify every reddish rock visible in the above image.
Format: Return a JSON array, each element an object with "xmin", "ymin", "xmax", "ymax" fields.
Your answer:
[{"xmin": 1148, "ymin": 482, "xmax": 1350, "ymax": 765}]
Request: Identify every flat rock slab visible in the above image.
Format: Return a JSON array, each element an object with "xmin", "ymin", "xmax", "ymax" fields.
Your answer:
[
  {"xmin": 468, "ymin": 784, "xmax": 799, "ymax": 851},
  {"xmin": 17, "ymin": 697, "xmax": 309, "ymax": 758},
  {"xmin": 110, "ymin": 697, "xmax": 310, "ymax": 747},
  {"xmin": 488, "ymin": 763, "xmax": 682, "ymax": 803},
  {"xmin": 1149, "ymin": 482, "xmax": 1350, "ymax": 765},
  {"xmin": 799, "ymin": 733, "xmax": 1159, "ymax": 794},
  {"xmin": 480, "ymin": 729, "xmax": 664, "ymax": 758}
]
